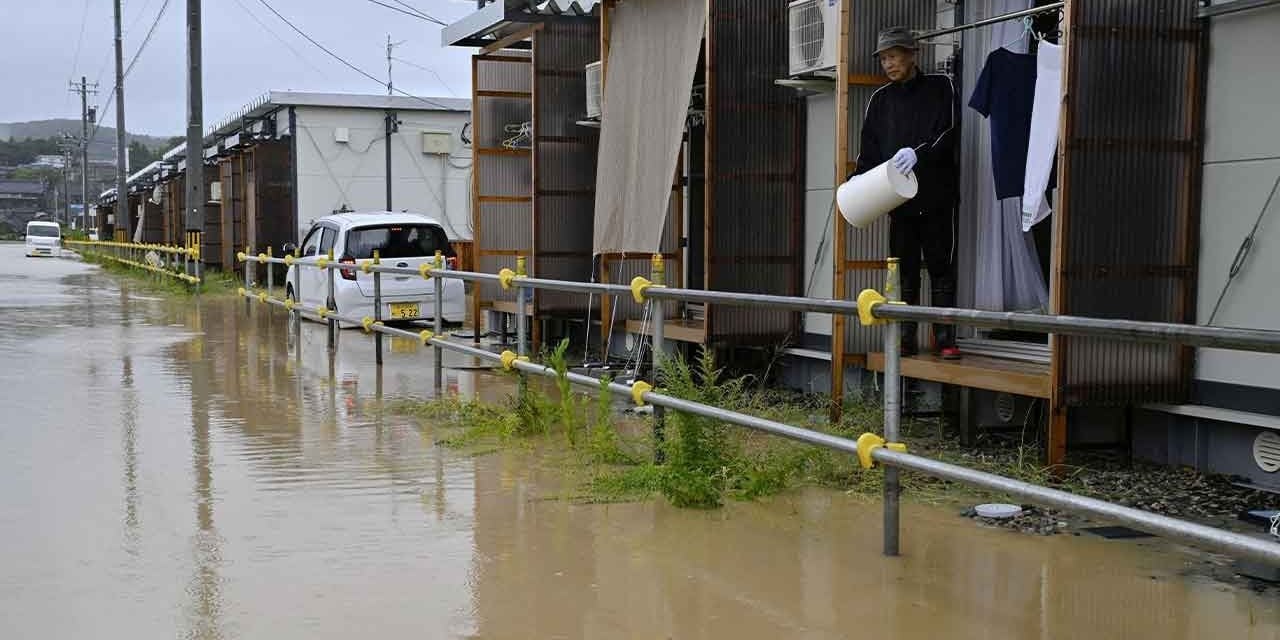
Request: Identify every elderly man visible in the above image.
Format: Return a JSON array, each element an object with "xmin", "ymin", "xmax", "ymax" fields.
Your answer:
[{"xmin": 854, "ymin": 26, "xmax": 960, "ymax": 359}]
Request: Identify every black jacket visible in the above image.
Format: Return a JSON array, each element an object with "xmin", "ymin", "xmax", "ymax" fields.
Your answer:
[{"xmin": 854, "ymin": 70, "xmax": 960, "ymax": 217}]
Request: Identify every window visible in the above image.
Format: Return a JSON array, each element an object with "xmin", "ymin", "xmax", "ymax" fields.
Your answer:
[
  {"xmin": 319, "ymin": 228, "xmax": 337, "ymax": 256},
  {"xmin": 26, "ymin": 225, "xmax": 59, "ymax": 237},
  {"xmin": 343, "ymin": 224, "xmax": 452, "ymax": 260},
  {"xmin": 300, "ymin": 227, "xmax": 323, "ymax": 256}
]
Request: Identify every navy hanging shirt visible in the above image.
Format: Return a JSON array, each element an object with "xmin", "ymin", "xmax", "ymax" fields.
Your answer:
[{"xmin": 969, "ymin": 47, "xmax": 1053, "ymax": 199}]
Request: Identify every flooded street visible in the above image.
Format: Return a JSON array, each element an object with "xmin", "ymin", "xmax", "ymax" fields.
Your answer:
[{"xmin": 2, "ymin": 241, "xmax": 1278, "ymax": 639}]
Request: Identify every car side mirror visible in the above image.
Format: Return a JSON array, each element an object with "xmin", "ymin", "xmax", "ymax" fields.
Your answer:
[{"xmin": 282, "ymin": 242, "xmax": 298, "ymax": 255}]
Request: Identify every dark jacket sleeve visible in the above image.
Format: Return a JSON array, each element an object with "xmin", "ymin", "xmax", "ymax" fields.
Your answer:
[
  {"xmin": 853, "ymin": 92, "xmax": 883, "ymax": 178},
  {"xmin": 912, "ymin": 76, "xmax": 958, "ymax": 171}
]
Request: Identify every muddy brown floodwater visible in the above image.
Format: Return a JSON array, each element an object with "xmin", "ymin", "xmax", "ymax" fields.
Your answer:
[{"xmin": 1, "ymin": 243, "xmax": 1278, "ymax": 639}]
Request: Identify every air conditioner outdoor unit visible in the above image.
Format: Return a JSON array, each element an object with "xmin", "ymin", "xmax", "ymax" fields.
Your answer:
[
  {"xmin": 788, "ymin": 0, "xmax": 840, "ymax": 77},
  {"xmin": 584, "ymin": 60, "xmax": 603, "ymax": 119}
]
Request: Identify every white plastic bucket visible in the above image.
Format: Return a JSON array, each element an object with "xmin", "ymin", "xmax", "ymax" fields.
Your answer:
[{"xmin": 836, "ymin": 161, "xmax": 919, "ymax": 228}]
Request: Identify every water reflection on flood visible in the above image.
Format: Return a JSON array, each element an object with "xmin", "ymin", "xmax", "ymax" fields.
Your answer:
[{"xmin": 0, "ymin": 246, "xmax": 1277, "ymax": 639}]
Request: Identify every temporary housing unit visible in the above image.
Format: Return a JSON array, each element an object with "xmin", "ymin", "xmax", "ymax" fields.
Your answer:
[
  {"xmin": 101, "ymin": 91, "xmax": 472, "ymax": 272},
  {"xmin": 796, "ymin": 0, "xmax": 1280, "ymax": 473},
  {"xmin": 445, "ymin": 0, "xmax": 805, "ymax": 353}
]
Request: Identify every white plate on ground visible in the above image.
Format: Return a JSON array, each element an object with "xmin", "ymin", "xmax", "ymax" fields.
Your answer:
[{"xmin": 975, "ymin": 503, "xmax": 1023, "ymax": 519}]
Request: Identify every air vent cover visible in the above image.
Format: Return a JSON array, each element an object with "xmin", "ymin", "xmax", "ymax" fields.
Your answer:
[{"xmin": 1253, "ymin": 432, "xmax": 1280, "ymax": 473}]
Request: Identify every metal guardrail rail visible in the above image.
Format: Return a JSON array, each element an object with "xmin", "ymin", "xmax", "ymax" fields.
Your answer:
[
  {"xmin": 222, "ymin": 248, "xmax": 1280, "ymax": 567},
  {"xmin": 66, "ymin": 239, "xmax": 203, "ymax": 286}
]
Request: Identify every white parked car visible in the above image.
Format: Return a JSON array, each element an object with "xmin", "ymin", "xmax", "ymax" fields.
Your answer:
[
  {"xmin": 284, "ymin": 212, "xmax": 465, "ymax": 326},
  {"xmin": 25, "ymin": 221, "xmax": 61, "ymax": 257}
]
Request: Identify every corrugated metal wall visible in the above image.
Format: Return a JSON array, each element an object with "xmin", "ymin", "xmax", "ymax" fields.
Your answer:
[
  {"xmin": 1057, "ymin": 0, "xmax": 1204, "ymax": 406},
  {"xmin": 474, "ymin": 52, "xmax": 533, "ymax": 305},
  {"xmin": 534, "ymin": 19, "xmax": 600, "ymax": 313},
  {"xmin": 253, "ymin": 142, "xmax": 295, "ymax": 257},
  {"xmin": 842, "ymin": 0, "xmax": 937, "ymax": 355},
  {"xmin": 706, "ymin": 0, "xmax": 805, "ymax": 343}
]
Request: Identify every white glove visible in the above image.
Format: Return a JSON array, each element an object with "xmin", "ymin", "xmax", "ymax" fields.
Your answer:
[{"xmin": 891, "ymin": 147, "xmax": 918, "ymax": 174}]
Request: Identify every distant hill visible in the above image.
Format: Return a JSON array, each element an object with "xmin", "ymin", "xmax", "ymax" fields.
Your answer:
[{"xmin": 0, "ymin": 120, "xmax": 177, "ymax": 162}]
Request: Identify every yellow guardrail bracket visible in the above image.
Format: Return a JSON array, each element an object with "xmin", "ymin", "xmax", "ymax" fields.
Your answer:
[
  {"xmin": 419, "ymin": 263, "xmax": 432, "ymax": 280},
  {"xmin": 316, "ymin": 256, "xmax": 330, "ymax": 269},
  {"xmin": 856, "ymin": 433, "xmax": 907, "ymax": 470},
  {"xmin": 236, "ymin": 252, "xmax": 247, "ymax": 263},
  {"xmin": 630, "ymin": 276, "xmax": 653, "ymax": 303},
  {"xmin": 317, "ymin": 306, "xmax": 329, "ymax": 319},
  {"xmin": 500, "ymin": 350, "xmax": 518, "ymax": 371},
  {"xmin": 284, "ymin": 254, "xmax": 295, "ymax": 267},
  {"xmin": 284, "ymin": 299, "xmax": 296, "ymax": 311},
  {"xmin": 856, "ymin": 289, "xmax": 887, "ymax": 326},
  {"xmin": 361, "ymin": 260, "xmax": 374, "ymax": 274},
  {"xmin": 498, "ymin": 268, "xmax": 516, "ymax": 290},
  {"xmin": 630, "ymin": 381, "xmax": 653, "ymax": 406},
  {"xmin": 237, "ymin": 287, "xmax": 246, "ymax": 297},
  {"xmin": 419, "ymin": 330, "xmax": 434, "ymax": 345},
  {"xmin": 361, "ymin": 316, "xmax": 375, "ymax": 333},
  {"xmin": 258, "ymin": 292, "xmax": 269, "ymax": 304},
  {"xmin": 258, "ymin": 253, "xmax": 268, "ymax": 264}
]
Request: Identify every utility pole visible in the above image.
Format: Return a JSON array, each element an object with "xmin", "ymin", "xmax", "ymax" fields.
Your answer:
[
  {"xmin": 69, "ymin": 76, "xmax": 97, "ymax": 231},
  {"xmin": 385, "ymin": 35, "xmax": 404, "ymax": 211},
  {"xmin": 185, "ymin": 0, "xmax": 205, "ymax": 255},
  {"xmin": 113, "ymin": 0, "xmax": 130, "ymax": 241}
]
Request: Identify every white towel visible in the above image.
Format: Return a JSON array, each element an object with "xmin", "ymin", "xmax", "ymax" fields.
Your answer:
[{"xmin": 1022, "ymin": 41, "xmax": 1063, "ymax": 232}]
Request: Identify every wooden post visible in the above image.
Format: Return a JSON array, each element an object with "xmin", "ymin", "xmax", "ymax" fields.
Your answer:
[
  {"xmin": 830, "ymin": 0, "xmax": 851, "ymax": 424},
  {"xmin": 1047, "ymin": 0, "xmax": 1077, "ymax": 469}
]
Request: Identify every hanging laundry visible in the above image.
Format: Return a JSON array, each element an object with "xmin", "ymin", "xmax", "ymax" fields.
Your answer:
[
  {"xmin": 1022, "ymin": 41, "xmax": 1063, "ymax": 231},
  {"xmin": 968, "ymin": 47, "xmax": 1043, "ymax": 200}
]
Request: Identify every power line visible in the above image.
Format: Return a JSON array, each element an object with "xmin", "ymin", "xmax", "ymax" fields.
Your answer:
[
  {"xmin": 392, "ymin": 0, "xmax": 448, "ymax": 26},
  {"xmin": 363, "ymin": 0, "xmax": 443, "ymax": 25},
  {"xmin": 125, "ymin": 0, "xmax": 172, "ymax": 77},
  {"xmin": 254, "ymin": 0, "xmax": 455, "ymax": 111},
  {"xmin": 391, "ymin": 56, "xmax": 458, "ymax": 97},
  {"xmin": 69, "ymin": 0, "xmax": 92, "ymax": 81},
  {"xmin": 90, "ymin": 0, "xmax": 172, "ymax": 145},
  {"xmin": 390, "ymin": 0, "xmax": 444, "ymax": 23},
  {"xmin": 228, "ymin": 0, "xmax": 331, "ymax": 78}
]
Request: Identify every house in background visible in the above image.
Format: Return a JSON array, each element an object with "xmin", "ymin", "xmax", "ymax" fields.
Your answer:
[{"xmin": 99, "ymin": 91, "xmax": 472, "ymax": 272}]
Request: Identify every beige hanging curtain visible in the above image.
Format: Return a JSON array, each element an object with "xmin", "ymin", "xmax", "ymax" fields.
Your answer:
[{"xmin": 592, "ymin": 0, "xmax": 706, "ymax": 255}]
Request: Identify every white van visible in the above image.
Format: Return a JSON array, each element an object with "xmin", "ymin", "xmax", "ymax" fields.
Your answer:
[{"xmin": 25, "ymin": 221, "xmax": 61, "ymax": 257}]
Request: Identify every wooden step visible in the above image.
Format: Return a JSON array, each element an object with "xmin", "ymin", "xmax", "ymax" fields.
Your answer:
[{"xmin": 866, "ymin": 352, "xmax": 1051, "ymax": 399}]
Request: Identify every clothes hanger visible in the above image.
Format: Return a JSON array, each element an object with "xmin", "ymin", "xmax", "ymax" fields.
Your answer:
[{"xmin": 1002, "ymin": 16, "xmax": 1033, "ymax": 51}]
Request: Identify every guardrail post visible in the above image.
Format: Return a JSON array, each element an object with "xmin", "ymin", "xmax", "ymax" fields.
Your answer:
[
  {"xmin": 291, "ymin": 247, "xmax": 301, "ymax": 331},
  {"xmin": 266, "ymin": 246, "xmax": 274, "ymax": 299},
  {"xmin": 244, "ymin": 245, "xmax": 252, "ymax": 317},
  {"xmin": 515, "ymin": 256, "xmax": 528, "ymax": 359},
  {"xmin": 192, "ymin": 232, "xmax": 202, "ymax": 296},
  {"xmin": 433, "ymin": 250, "xmax": 444, "ymax": 391},
  {"xmin": 326, "ymin": 248, "xmax": 336, "ymax": 353},
  {"xmin": 883, "ymin": 256, "xmax": 902, "ymax": 557},
  {"xmin": 651, "ymin": 253, "xmax": 667, "ymax": 464},
  {"xmin": 373, "ymin": 250, "xmax": 384, "ymax": 366}
]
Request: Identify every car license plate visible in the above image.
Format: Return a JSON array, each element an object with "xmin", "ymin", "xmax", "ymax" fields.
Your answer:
[{"xmin": 389, "ymin": 302, "xmax": 419, "ymax": 319}]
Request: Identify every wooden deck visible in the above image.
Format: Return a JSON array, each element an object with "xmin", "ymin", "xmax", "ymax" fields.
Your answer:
[
  {"xmin": 866, "ymin": 352, "xmax": 1051, "ymax": 399},
  {"xmin": 625, "ymin": 318, "xmax": 707, "ymax": 344}
]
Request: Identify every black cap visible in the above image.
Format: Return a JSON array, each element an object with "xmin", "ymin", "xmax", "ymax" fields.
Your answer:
[{"xmin": 873, "ymin": 26, "xmax": 918, "ymax": 57}]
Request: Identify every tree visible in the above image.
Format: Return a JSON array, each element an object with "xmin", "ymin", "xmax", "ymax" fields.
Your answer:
[{"xmin": 127, "ymin": 140, "xmax": 160, "ymax": 170}]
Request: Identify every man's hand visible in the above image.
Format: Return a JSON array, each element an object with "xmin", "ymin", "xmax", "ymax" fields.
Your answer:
[{"xmin": 891, "ymin": 147, "xmax": 918, "ymax": 174}]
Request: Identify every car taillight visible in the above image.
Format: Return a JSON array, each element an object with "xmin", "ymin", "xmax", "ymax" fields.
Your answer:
[
  {"xmin": 339, "ymin": 256, "xmax": 357, "ymax": 281},
  {"xmin": 447, "ymin": 256, "xmax": 458, "ymax": 270}
]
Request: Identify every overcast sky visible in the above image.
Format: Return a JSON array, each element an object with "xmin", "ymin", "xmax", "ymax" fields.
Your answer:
[{"xmin": 1, "ymin": 0, "xmax": 480, "ymax": 136}]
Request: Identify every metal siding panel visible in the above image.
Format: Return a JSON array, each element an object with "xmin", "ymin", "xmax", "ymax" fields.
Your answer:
[
  {"xmin": 707, "ymin": 0, "xmax": 805, "ymax": 343},
  {"xmin": 533, "ymin": 20, "xmax": 599, "ymax": 314},
  {"xmin": 1059, "ymin": 0, "xmax": 1203, "ymax": 406},
  {"xmin": 475, "ymin": 55, "xmax": 534, "ymax": 308}
]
